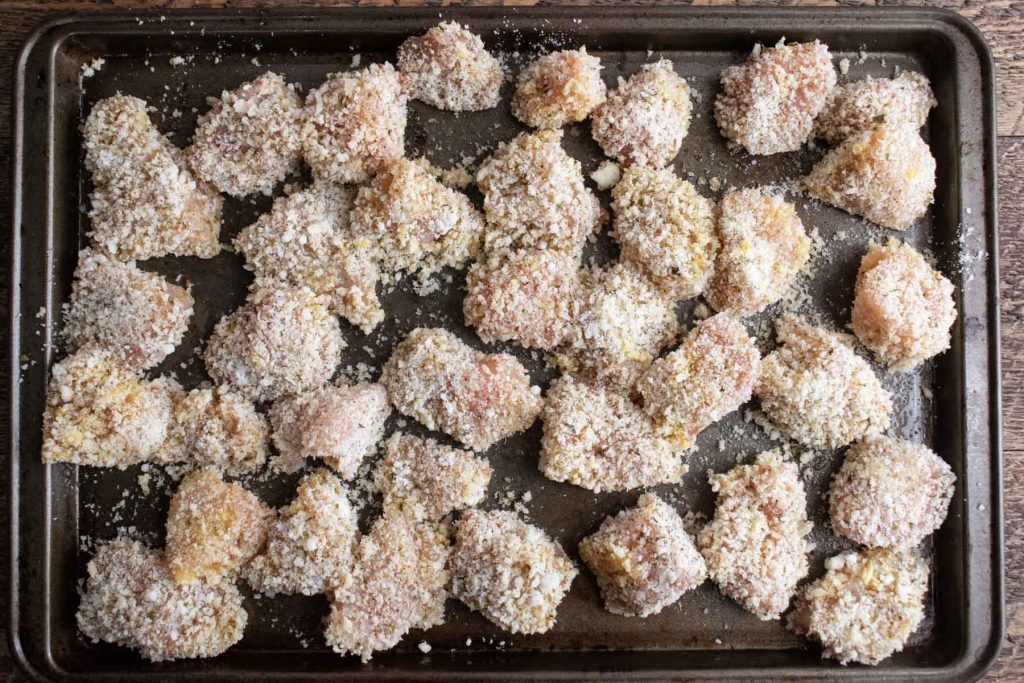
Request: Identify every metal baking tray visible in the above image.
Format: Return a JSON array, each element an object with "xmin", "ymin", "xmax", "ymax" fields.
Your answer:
[{"xmin": 8, "ymin": 6, "xmax": 1002, "ymax": 681}]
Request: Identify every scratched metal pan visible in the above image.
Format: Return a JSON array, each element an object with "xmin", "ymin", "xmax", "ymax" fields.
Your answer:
[{"xmin": 7, "ymin": 6, "xmax": 1001, "ymax": 681}]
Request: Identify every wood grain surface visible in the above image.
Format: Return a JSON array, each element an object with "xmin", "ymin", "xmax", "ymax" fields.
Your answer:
[{"xmin": 0, "ymin": 1, "xmax": 1020, "ymax": 680}]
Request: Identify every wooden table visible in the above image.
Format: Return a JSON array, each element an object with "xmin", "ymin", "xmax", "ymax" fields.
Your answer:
[{"xmin": 0, "ymin": 1, "xmax": 1020, "ymax": 680}]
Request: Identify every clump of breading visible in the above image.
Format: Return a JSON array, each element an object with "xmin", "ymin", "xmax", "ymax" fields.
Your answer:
[
  {"xmin": 591, "ymin": 59, "xmax": 692, "ymax": 167},
  {"xmin": 349, "ymin": 157, "xmax": 484, "ymax": 280},
  {"xmin": 450, "ymin": 509, "xmax": 577, "ymax": 634},
  {"xmin": 476, "ymin": 129, "xmax": 603, "ymax": 257},
  {"xmin": 830, "ymin": 435, "xmax": 955, "ymax": 549},
  {"xmin": 326, "ymin": 514, "xmax": 449, "ymax": 661},
  {"xmin": 512, "ymin": 48, "xmax": 606, "ymax": 129},
  {"xmin": 77, "ymin": 538, "xmax": 246, "ymax": 662},
  {"xmin": 814, "ymin": 71, "xmax": 936, "ymax": 145},
  {"xmin": 374, "ymin": 432, "xmax": 492, "ymax": 521},
  {"xmin": 246, "ymin": 469, "xmax": 358, "ymax": 596},
  {"xmin": 64, "ymin": 248, "xmax": 194, "ymax": 370},
  {"xmin": 270, "ymin": 382, "xmax": 390, "ymax": 477},
  {"xmin": 398, "ymin": 22, "xmax": 502, "ymax": 111},
  {"xmin": 851, "ymin": 240, "xmax": 956, "ymax": 370},
  {"xmin": 302, "ymin": 63, "xmax": 407, "ymax": 184},
  {"xmin": 187, "ymin": 71, "xmax": 304, "ymax": 197},
  {"xmin": 579, "ymin": 494, "xmax": 706, "ymax": 617},
  {"xmin": 715, "ymin": 40, "xmax": 836, "ymax": 155},
  {"xmin": 464, "ymin": 248, "xmax": 581, "ymax": 351},
  {"xmin": 165, "ymin": 468, "xmax": 273, "ymax": 585},
  {"xmin": 697, "ymin": 450, "xmax": 813, "ymax": 620},
  {"xmin": 540, "ymin": 375, "xmax": 684, "ymax": 493},
  {"xmin": 803, "ymin": 122, "xmax": 936, "ymax": 230},
  {"xmin": 611, "ymin": 166, "xmax": 717, "ymax": 300},
  {"xmin": 381, "ymin": 328, "xmax": 542, "ymax": 451},
  {"xmin": 204, "ymin": 284, "xmax": 343, "ymax": 403},
  {"xmin": 83, "ymin": 95, "xmax": 222, "ymax": 261},
  {"xmin": 789, "ymin": 548, "xmax": 928, "ymax": 665},
  {"xmin": 755, "ymin": 316, "xmax": 892, "ymax": 449},
  {"xmin": 234, "ymin": 182, "xmax": 383, "ymax": 333},
  {"xmin": 639, "ymin": 313, "xmax": 761, "ymax": 449},
  {"xmin": 706, "ymin": 189, "xmax": 811, "ymax": 317},
  {"xmin": 41, "ymin": 349, "xmax": 176, "ymax": 468}
]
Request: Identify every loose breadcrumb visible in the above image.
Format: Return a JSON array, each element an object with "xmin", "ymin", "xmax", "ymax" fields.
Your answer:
[
  {"xmin": 814, "ymin": 71, "xmax": 936, "ymax": 145},
  {"xmin": 590, "ymin": 160, "xmax": 621, "ymax": 190},
  {"xmin": 398, "ymin": 22, "xmax": 503, "ymax": 111},
  {"xmin": 512, "ymin": 48, "xmax": 606, "ymax": 129}
]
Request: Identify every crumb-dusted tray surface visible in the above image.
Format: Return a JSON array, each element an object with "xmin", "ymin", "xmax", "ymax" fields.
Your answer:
[{"xmin": 8, "ymin": 6, "xmax": 1001, "ymax": 682}]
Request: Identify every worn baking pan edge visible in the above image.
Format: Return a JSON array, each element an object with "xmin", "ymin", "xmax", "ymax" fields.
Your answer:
[{"xmin": 7, "ymin": 6, "xmax": 1002, "ymax": 682}]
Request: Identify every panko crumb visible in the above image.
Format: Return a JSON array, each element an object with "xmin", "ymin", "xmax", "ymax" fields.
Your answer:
[
  {"xmin": 715, "ymin": 40, "xmax": 836, "ymax": 155},
  {"xmin": 450, "ymin": 509, "xmax": 577, "ymax": 634},
  {"xmin": 398, "ymin": 22, "xmax": 503, "ymax": 111},
  {"xmin": 540, "ymin": 375, "xmax": 684, "ymax": 493},
  {"xmin": 789, "ymin": 548, "xmax": 928, "ymax": 665},
  {"xmin": 579, "ymin": 493, "xmax": 706, "ymax": 617},
  {"xmin": 77, "ymin": 538, "xmax": 246, "ymax": 662},
  {"xmin": 829, "ymin": 435, "xmax": 954, "ymax": 549},
  {"xmin": 64, "ymin": 248, "xmax": 193, "ymax": 370},
  {"xmin": 512, "ymin": 48, "xmax": 606, "ymax": 129},
  {"xmin": 591, "ymin": 59, "xmax": 692, "ymax": 167},
  {"xmin": 754, "ymin": 315, "xmax": 892, "ymax": 449},
  {"xmin": 814, "ymin": 71, "xmax": 936, "ymax": 145},
  {"xmin": 697, "ymin": 450, "xmax": 813, "ymax": 620},
  {"xmin": 851, "ymin": 239, "xmax": 956, "ymax": 370},
  {"xmin": 590, "ymin": 160, "xmax": 621, "ymax": 191}
]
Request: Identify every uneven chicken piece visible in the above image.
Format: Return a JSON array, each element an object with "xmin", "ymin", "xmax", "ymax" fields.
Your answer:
[
  {"xmin": 579, "ymin": 494, "xmax": 706, "ymax": 617},
  {"xmin": 715, "ymin": 40, "xmax": 836, "ymax": 155},
  {"xmin": 814, "ymin": 71, "xmax": 936, "ymax": 145},
  {"xmin": 697, "ymin": 450, "xmax": 813, "ymax": 620},
  {"xmin": 380, "ymin": 328, "xmax": 542, "ymax": 451},
  {"xmin": 77, "ymin": 538, "xmax": 246, "ymax": 662},
  {"xmin": 397, "ymin": 21, "xmax": 503, "ymax": 111},
  {"xmin": 512, "ymin": 48, "xmax": 606, "ymax": 129},
  {"xmin": 539, "ymin": 375, "xmax": 684, "ymax": 493},
  {"xmin": 450, "ymin": 509, "xmax": 577, "ymax": 634},
  {"xmin": 83, "ymin": 95, "xmax": 222, "ymax": 261},
  {"xmin": 187, "ymin": 71, "xmax": 304, "ymax": 197}
]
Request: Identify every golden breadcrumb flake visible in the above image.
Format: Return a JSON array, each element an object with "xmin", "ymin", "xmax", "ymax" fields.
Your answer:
[
  {"xmin": 579, "ymin": 494, "xmax": 706, "ymax": 617},
  {"xmin": 591, "ymin": 59, "xmax": 692, "ymax": 167},
  {"xmin": 450, "ymin": 509, "xmax": 577, "ymax": 634},
  {"xmin": 83, "ymin": 95, "xmax": 222, "ymax": 261},
  {"xmin": 65, "ymin": 248, "xmax": 193, "ymax": 370},
  {"xmin": 851, "ymin": 239, "xmax": 956, "ymax": 370},
  {"xmin": 187, "ymin": 71, "xmax": 304, "ymax": 197},
  {"xmin": 540, "ymin": 375, "xmax": 684, "ymax": 493},
  {"xmin": 77, "ymin": 538, "xmax": 246, "ymax": 662},
  {"xmin": 789, "ymin": 548, "xmax": 928, "ymax": 665},
  {"xmin": 381, "ymin": 328, "xmax": 542, "ymax": 451},
  {"xmin": 512, "ymin": 48, "xmax": 606, "ymax": 129},
  {"xmin": 398, "ymin": 22, "xmax": 503, "ymax": 111},
  {"xmin": 715, "ymin": 40, "xmax": 836, "ymax": 155},
  {"xmin": 697, "ymin": 450, "xmax": 812, "ymax": 620},
  {"xmin": 814, "ymin": 71, "xmax": 936, "ymax": 145}
]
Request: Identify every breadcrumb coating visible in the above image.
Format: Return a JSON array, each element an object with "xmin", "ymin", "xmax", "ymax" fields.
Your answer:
[
  {"xmin": 166, "ymin": 468, "xmax": 273, "ymax": 585},
  {"xmin": 187, "ymin": 71, "xmax": 304, "ymax": 197},
  {"xmin": 814, "ymin": 71, "xmax": 936, "ymax": 145},
  {"xmin": 591, "ymin": 59, "xmax": 692, "ymax": 167},
  {"xmin": 755, "ymin": 316, "xmax": 892, "ymax": 449},
  {"xmin": 450, "ymin": 509, "xmax": 577, "ymax": 634},
  {"xmin": 77, "ymin": 538, "xmax": 246, "ymax": 662},
  {"xmin": 579, "ymin": 494, "xmax": 707, "ymax": 617},
  {"xmin": 715, "ymin": 40, "xmax": 836, "ymax": 155},
  {"xmin": 803, "ymin": 122, "xmax": 936, "ymax": 231},
  {"xmin": 851, "ymin": 240, "xmax": 956, "ymax": 370},
  {"xmin": 246, "ymin": 469, "xmax": 358, "ymax": 596},
  {"xmin": 381, "ymin": 328, "xmax": 542, "ymax": 451},
  {"xmin": 302, "ymin": 63, "xmax": 407, "ymax": 184},
  {"xmin": 611, "ymin": 166, "xmax": 717, "ymax": 300},
  {"xmin": 64, "ymin": 248, "xmax": 194, "ymax": 370},
  {"xmin": 398, "ymin": 22, "xmax": 503, "ymax": 111},
  {"xmin": 539, "ymin": 375, "xmax": 684, "ymax": 493},
  {"xmin": 830, "ymin": 435, "xmax": 954, "ymax": 549},
  {"xmin": 697, "ymin": 450, "xmax": 813, "ymax": 620},
  {"xmin": 83, "ymin": 95, "xmax": 222, "ymax": 261},
  {"xmin": 512, "ymin": 48, "xmax": 606, "ymax": 129},
  {"xmin": 706, "ymin": 189, "xmax": 811, "ymax": 317},
  {"xmin": 789, "ymin": 548, "xmax": 928, "ymax": 665}
]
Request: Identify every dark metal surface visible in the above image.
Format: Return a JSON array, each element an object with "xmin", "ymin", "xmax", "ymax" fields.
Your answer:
[{"xmin": 7, "ymin": 6, "xmax": 1002, "ymax": 681}]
